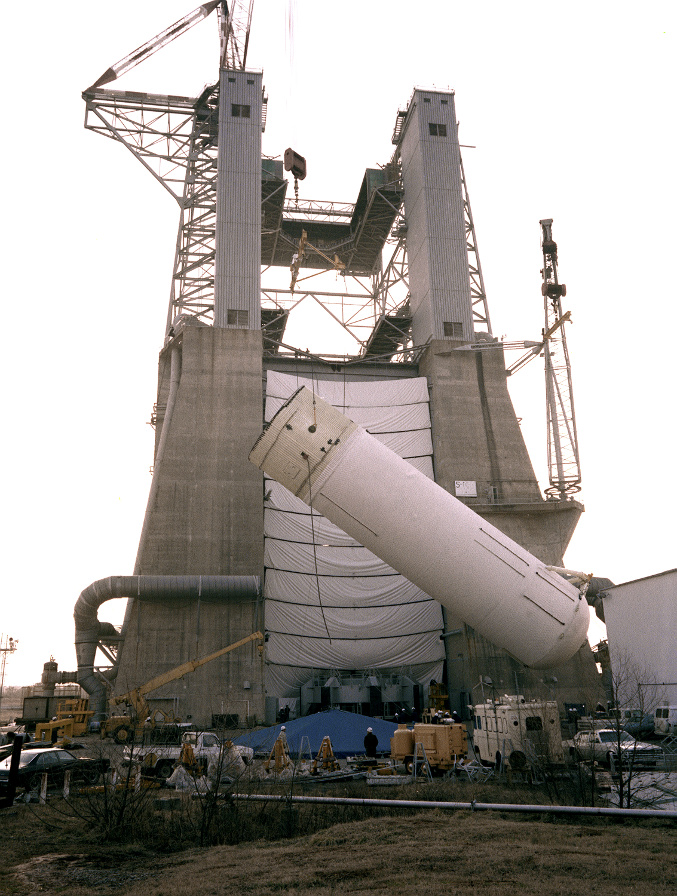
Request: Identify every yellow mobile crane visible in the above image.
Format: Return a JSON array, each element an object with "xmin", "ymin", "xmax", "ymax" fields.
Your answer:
[{"xmin": 101, "ymin": 632, "xmax": 264, "ymax": 743}]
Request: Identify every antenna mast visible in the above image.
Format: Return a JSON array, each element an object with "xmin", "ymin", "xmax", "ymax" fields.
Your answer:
[
  {"xmin": 0, "ymin": 635, "xmax": 18, "ymax": 716},
  {"xmin": 540, "ymin": 219, "xmax": 581, "ymax": 498}
]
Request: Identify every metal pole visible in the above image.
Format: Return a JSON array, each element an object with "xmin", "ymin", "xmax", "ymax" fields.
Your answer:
[
  {"xmin": 231, "ymin": 792, "xmax": 677, "ymax": 820},
  {"xmin": 0, "ymin": 635, "xmax": 18, "ymax": 718}
]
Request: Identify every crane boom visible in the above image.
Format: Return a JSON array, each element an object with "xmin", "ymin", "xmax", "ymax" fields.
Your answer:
[
  {"xmin": 218, "ymin": 1, "xmax": 255, "ymax": 70},
  {"xmin": 112, "ymin": 631, "xmax": 264, "ymax": 711},
  {"xmin": 87, "ymin": 1, "xmax": 221, "ymax": 91}
]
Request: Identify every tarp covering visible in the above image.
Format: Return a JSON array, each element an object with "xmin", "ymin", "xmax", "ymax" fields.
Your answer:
[
  {"xmin": 233, "ymin": 708, "xmax": 398, "ymax": 758},
  {"xmin": 263, "ymin": 372, "xmax": 445, "ymax": 697}
]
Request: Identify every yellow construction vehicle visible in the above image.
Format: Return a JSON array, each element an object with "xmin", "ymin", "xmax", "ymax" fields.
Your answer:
[
  {"xmin": 34, "ymin": 698, "xmax": 95, "ymax": 745},
  {"xmin": 101, "ymin": 632, "xmax": 264, "ymax": 744}
]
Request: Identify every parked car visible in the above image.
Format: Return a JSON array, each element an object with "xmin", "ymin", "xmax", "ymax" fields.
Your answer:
[
  {"xmin": 620, "ymin": 712, "xmax": 654, "ymax": 738},
  {"xmin": 0, "ymin": 748, "xmax": 110, "ymax": 793},
  {"xmin": 572, "ymin": 729, "xmax": 664, "ymax": 768}
]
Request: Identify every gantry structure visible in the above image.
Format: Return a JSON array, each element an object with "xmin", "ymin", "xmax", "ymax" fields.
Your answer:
[
  {"xmin": 80, "ymin": 4, "xmax": 599, "ymax": 727},
  {"xmin": 82, "ymin": 86, "xmax": 491, "ymax": 365}
]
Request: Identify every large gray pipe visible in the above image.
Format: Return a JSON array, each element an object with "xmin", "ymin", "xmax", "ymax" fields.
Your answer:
[{"xmin": 74, "ymin": 575, "xmax": 260, "ymax": 716}]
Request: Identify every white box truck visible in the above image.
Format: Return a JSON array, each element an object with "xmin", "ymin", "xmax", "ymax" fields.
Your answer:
[{"xmin": 471, "ymin": 695, "xmax": 565, "ymax": 769}]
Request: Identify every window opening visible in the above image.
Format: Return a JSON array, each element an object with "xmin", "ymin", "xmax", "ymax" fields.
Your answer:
[
  {"xmin": 227, "ymin": 309, "xmax": 250, "ymax": 326},
  {"xmin": 443, "ymin": 321, "xmax": 463, "ymax": 338},
  {"xmin": 526, "ymin": 717, "xmax": 544, "ymax": 731}
]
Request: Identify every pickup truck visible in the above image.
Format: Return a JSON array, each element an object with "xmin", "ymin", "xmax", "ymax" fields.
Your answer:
[{"xmin": 123, "ymin": 730, "xmax": 254, "ymax": 779}]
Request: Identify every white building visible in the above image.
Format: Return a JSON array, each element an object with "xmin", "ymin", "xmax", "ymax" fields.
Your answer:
[{"xmin": 603, "ymin": 569, "xmax": 677, "ymax": 708}]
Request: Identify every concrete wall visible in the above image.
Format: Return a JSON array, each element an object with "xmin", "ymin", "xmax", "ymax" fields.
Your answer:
[
  {"xmin": 114, "ymin": 326, "xmax": 265, "ymax": 727},
  {"xmin": 420, "ymin": 341, "xmax": 541, "ymax": 505},
  {"xmin": 419, "ymin": 341, "xmax": 582, "ymax": 561}
]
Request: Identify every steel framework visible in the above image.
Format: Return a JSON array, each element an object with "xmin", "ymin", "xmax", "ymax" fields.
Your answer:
[
  {"xmin": 82, "ymin": 86, "xmax": 491, "ymax": 364},
  {"xmin": 460, "ymin": 154, "xmax": 492, "ymax": 335},
  {"xmin": 539, "ymin": 219, "xmax": 581, "ymax": 497}
]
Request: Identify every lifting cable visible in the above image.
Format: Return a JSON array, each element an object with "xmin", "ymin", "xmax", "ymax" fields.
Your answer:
[
  {"xmin": 305, "ymin": 363, "xmax": 331, "ymax": 641},
  {"xmin": 305, "ymin": 453, "xmax": 331, "ymax": 643}
]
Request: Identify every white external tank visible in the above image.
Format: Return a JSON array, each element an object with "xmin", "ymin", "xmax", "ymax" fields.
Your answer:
[{"xmin": 249, "ymin": 387, "xmax": 589, "ymax": 668}]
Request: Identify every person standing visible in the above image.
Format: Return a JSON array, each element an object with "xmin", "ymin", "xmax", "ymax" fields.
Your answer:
[{"xmin": 364, "ymin": 727, "xmax": 378, "ymax": 757}]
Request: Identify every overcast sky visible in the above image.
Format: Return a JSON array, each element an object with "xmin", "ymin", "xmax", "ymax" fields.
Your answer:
[{"xmin": 1, "ymin": 1, "xmax": 674, "ymax": 688}]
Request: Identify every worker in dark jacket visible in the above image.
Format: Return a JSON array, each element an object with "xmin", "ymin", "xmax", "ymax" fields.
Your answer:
[{"xmin": 364, "ymin": 727, "xmax": 378, "ymax": 757}]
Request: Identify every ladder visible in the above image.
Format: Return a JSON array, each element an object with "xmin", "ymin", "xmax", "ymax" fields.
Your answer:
[{"xmin": 411, "ymin": 742, "xmax": 433, "ymax": 782}]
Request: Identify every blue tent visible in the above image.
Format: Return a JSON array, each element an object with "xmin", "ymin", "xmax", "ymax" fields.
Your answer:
[{"xmin": 233, "ymin": 709, "xmax": 398, "ymax": 759}]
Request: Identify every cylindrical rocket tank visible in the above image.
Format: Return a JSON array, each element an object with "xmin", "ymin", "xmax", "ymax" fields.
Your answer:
[{"xmin": 249, "ymin": 386, "xmax": 589, "ymax": 668}]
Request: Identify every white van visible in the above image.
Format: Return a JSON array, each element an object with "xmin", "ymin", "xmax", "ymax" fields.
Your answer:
[{"xmin": 654, "ymin": 706, "xmax": 677, "ymax": 736}]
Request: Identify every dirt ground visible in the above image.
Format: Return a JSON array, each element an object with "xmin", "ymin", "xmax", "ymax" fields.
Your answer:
[
  {"xmin": 3, "ymin": 795, "xmax": 676, "ymax": 896},
  {"xmin": 2, "ymin": 733, "xmax": 676, "ymax": 895}
]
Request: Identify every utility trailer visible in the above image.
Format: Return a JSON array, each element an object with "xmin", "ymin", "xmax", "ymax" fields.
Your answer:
[
  {"xmin": 390, "ymin": 722, "xmax": 468, "ymax": 774},
  {"xmin": 655, "ymin": 705, "xmax": 677, "ymax": 736}
]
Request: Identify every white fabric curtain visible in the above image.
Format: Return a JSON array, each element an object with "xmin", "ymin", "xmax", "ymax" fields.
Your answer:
[{"xmin": 263, "ymin": 371, "xmax": 445, "ymax": 696}]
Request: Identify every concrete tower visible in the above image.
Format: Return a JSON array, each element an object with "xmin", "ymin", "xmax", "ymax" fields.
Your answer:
[
  {"xmin": 109, "ymin": 65, "xmax": 268, "ymax": 728},
  {"xmin": 398, "ymin": 89, "xmax": 474, "ymax": 346},
  {"xmin": 214, "ymin": 69, "xmax": 262, "ymax": 330},
  {"xmin": 395, "ymin": 89, "xmax": 592, "ymax": 713}
]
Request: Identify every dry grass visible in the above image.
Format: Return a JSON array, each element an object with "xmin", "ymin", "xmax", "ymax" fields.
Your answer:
[
  {"xmin": 139, "ymin": 812, "xmax": 676, "ymax": 896},
  {"xmin": 1, "ymin": 774, "xmax": 675, "ymax": 896}
]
